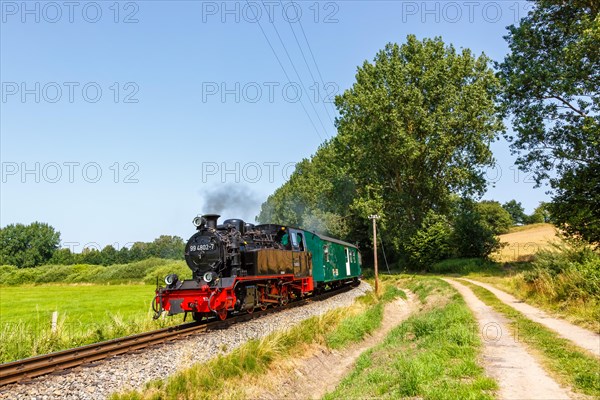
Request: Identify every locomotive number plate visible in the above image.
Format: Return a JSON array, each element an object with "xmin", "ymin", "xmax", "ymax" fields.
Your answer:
[{"xmin": 190, "ymin": 244, "xmax": 215, "ymax": 251}]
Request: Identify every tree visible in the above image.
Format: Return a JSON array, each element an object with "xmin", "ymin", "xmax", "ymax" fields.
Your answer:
[
  {"xmin": 116, "ymin": 246, "xmax": 130, "ymax": 264},
  {"xmin": 129, "ymin": 242, "xmax": 149, "ymax": 261},
  {"xmin": 0, "ymin": 222, "xmax": 60, "ymax": 267},
  {"xmin": 334, "ymin": 36, "xmax": 504, "ymax": 252},
  {"xmin": 101, "ymin": 245, "xmax": 118, "ymax": 265},
  {"xmin": 452, "ymin": 200, "xmax": 502, "ymax": 258},
  {"xmin": 531, "ymin": 201, "xmax": 551, "ymax": 223},
  {"xmin": 49, "ymin": 248, "xmax": 75, "ymax": 265},
  {"xmin": 477, "ymin": 201, "xmax": 513, "ymax": 234},
  {"xmin": 499, "ymin": 1, "xmax": 599, "ymax": 244},
  {"xmin": 405, "ymin": 211, "xmax": 453, "ymax": 269},
  {"xmin": 147, "ymin": 235, "xmax": 185, "ymax": 259},
  {"xmin": 80, "ymin": 247, "xmax": 102, "ymax": 265},
  {"xmin": 502, "ymin": 200, "xmax": 527, "ymax": 225},
  {"xmin": 547, "ymin": 164, "xmax": 600, "ymax": 245},
  {"xmin": 258, "ymin": 143, "xmax": 356, "ymax": 241}
]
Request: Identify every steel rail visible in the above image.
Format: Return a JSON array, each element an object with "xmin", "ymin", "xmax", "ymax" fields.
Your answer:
[{"xmin": 0, "ymin": 285, "xmax": 353, "ymax": 386}]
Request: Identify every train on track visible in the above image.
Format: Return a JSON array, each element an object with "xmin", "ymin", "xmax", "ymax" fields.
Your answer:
[{"xmin": 153, "ymin": 214, "xmax": 362, "ymax": 321}]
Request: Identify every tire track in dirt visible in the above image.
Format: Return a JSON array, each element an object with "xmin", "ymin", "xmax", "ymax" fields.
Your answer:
[
  {"xmin": 243, "ymin": 291, "xmax": 418, "ymax": 399},
  {"xmin": 444, "ymin": 278, "xmax": 573, "ymax": 400},
  {"xmin": 462, "ymin": 278, "xmax": 600, "ymax": 357}
]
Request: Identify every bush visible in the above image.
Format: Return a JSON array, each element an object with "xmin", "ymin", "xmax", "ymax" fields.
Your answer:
[
  {"xmin": 143, "ymin": 263, "xmax": 192, "ymax": 285},
  {"xmin": 452, "ymin": 200, "xmax": 502, "ymax": 258},
  {"xmin": 477, "ymin": 201, "xmax": 513, "ymax": 234},
  {"xmin": 431, "ymin": 258, "xmax": 501, "ymax": 275},
  {"xmin": 0, "ymin": 258, "xmax": 189, "ymax": 285},
  {"xmin": 406, "ymin": 212, "xmax": 454, "ymax": 269},
  {"xmin": 523, "ymin": 243, "xmax": 600, "ymax": 300}
]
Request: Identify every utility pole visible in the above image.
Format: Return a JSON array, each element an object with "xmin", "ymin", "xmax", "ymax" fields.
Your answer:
[{"xmin": 368, "ymin": 214, "xmax": 380, "ymax": 295}]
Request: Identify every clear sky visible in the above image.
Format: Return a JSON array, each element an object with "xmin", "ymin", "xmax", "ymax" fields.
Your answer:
[{"xmin": 1, "ymin": 0, "xmax": 550, "ymax": 251}]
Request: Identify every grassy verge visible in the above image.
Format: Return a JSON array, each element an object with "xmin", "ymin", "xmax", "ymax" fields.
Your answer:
[
  {"xmin": 0, "ymin": 284, "xmax": 178, "ymax": 362},
  {"xmin": 430, "ymin": 254, "xmax": 600, "ymax": 332},
  {"xmin": 469, "ymin": 273, "xmax": 599, "ymax": 332},
  {"xmin": 461, "ymin": 280, "xmax": 600, "ymax": 397},
  {"xmin": 111, "ymin": 283, "xmax": 405, "ymax": 400},
  {"xmin": 484, "ymin": 244, "xmax": 598, "ymax": 332},
  {"xmin": 324, "ymin": 277, "xmax": 497, "ymax": 399}
]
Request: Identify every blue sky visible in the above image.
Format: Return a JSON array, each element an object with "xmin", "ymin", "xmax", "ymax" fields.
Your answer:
[{"xmin": 1, "ymin": 0, "xmax": 550, "ymax": 250}]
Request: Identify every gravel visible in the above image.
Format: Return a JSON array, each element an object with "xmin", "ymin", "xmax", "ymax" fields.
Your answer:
[{"xmin": 0, "ymin": 282, "xmax": 371, "ymax": 400}]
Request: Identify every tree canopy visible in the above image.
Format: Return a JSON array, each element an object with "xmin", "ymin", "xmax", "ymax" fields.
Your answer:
[
  {"xmin": 259, "ymin": 36, "xmax": 504, "ymax": 264},
  {"xmin": 499, "ymin": 0, "xmax": 599, "ymax": 244},
  {"xmin": 0, "ymin": 222, "xmax": 60, "ymax": 267},
  {"xmin": 502, "ymin": 200, "xmax": 527, "ymax": 225}
]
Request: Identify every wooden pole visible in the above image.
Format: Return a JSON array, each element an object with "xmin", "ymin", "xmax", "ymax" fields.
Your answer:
[{"xmin": 369, "ymin": 214, "xmax": 380, "ymax": 295}]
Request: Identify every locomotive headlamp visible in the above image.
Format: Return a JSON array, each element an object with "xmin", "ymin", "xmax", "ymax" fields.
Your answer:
[
  {"xmin": 203, "ymin": 271, "xmax": 214, "ymax": 283},
  {"xmin": 165, "ymin": 273, "xmax": 179, "ymax": 286},
  {"xmin": 193, "ymin": 216, "xmax": 207, "ymax": 227}
]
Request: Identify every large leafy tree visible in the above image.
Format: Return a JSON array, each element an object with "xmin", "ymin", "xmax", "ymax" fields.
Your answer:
[
  {"xmin": 0, "ymin": 222, "xmax": 60, "ymax": 267},
  {"xmin": 502, "ymin": 199, "xmax": 527, "ymax": 225},
  {"xmin": 498, "ymin": 0, "xmax": 599, "ymax": 244},
  {"xmin": 476, "ymin": 201, "xmax": 513, "ymax": 234},
  {"xmin": 334, "ymin": 36, "xmax": 504, "ymax": 251}
]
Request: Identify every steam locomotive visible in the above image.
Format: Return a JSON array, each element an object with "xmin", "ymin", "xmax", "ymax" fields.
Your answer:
[{"xmin": 153, "ymin": 214, "xmax": 361, "ymax": 321}]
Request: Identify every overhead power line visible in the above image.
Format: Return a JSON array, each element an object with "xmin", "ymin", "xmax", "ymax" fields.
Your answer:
[
  {"xmin": 282, "ymin": 1, "xmax": 336, "ymax": 128},
  {"xmin": 296, "ymin": 15, "xmax": 338, "ymax": 118},
  {"xmin": 244, "ymin": 0, "xmax": 324, "ymax": 142},
  {"xmin": 262, "ymin": 1, "xmax": 330, "ymax": 139}
]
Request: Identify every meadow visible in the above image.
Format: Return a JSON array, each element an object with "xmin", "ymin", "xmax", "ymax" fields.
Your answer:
[{"xmin": 0, "ymin": 258, "xmax": 190, "ymax": 362}]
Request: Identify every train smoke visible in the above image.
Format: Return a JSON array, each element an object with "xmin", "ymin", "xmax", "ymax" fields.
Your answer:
[{"xmin": 200, "ymin": 184, "xmax": 262, "ymax": 222}]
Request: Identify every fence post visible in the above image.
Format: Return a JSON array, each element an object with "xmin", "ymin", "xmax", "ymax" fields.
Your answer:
[{"xmin": 51, "ymin": 311, "xmax": 58, "ymax": 333}]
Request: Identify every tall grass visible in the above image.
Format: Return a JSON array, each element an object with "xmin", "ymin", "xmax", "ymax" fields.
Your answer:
[
  {"xmin": 496, "ymin": 243, "xmax": 600, "ymax": 331},
  {"xmin": 430, "ymin": 258, "xmax": 504, "ymax": 275},
  {"xmin": 0, "ymin": 310, "xmax": 178, "ymax": 362}
]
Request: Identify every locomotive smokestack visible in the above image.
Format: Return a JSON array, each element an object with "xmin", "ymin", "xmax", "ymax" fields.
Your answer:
[{"xmin": 202, "ymin": 214, "xmax": 220, "ymax": 229}]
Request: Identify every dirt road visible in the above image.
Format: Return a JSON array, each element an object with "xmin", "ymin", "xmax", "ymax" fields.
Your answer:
[
  {"xmin": 444, "ymin": 279, "xmax": 573, "ymax": 400},
  {"xmin": 244, "ymin": 292, "xmax": 418, "ymax": 399},
  {"xmin": 463, "ymin": 278, "xmax": 600, "ymax": 357}
]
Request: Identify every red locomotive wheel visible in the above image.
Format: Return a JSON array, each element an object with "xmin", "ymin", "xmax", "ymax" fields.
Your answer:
[{"xmin": 217, "ymin": 308, "xmax": 228, "ymax": 321}]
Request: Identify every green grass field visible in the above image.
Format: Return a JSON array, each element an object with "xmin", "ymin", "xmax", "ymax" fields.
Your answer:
[
  {"xmin": 0, "ymin": 284, "xmax": 175, "ymax": 362},
  {"xmin": 0, "ymin": 284, "xmax": 155, "ymax": 325}
]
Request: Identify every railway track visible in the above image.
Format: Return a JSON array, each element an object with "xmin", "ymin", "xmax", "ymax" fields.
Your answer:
[{"xmin": 0, "ymin": 285, "xmax": 354, "ymax": 386}]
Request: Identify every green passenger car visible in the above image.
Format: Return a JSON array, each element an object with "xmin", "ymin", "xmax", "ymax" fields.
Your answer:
[{"xmin": 284, "ymin": 227, "xmax": 362, "ymax": 287}]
